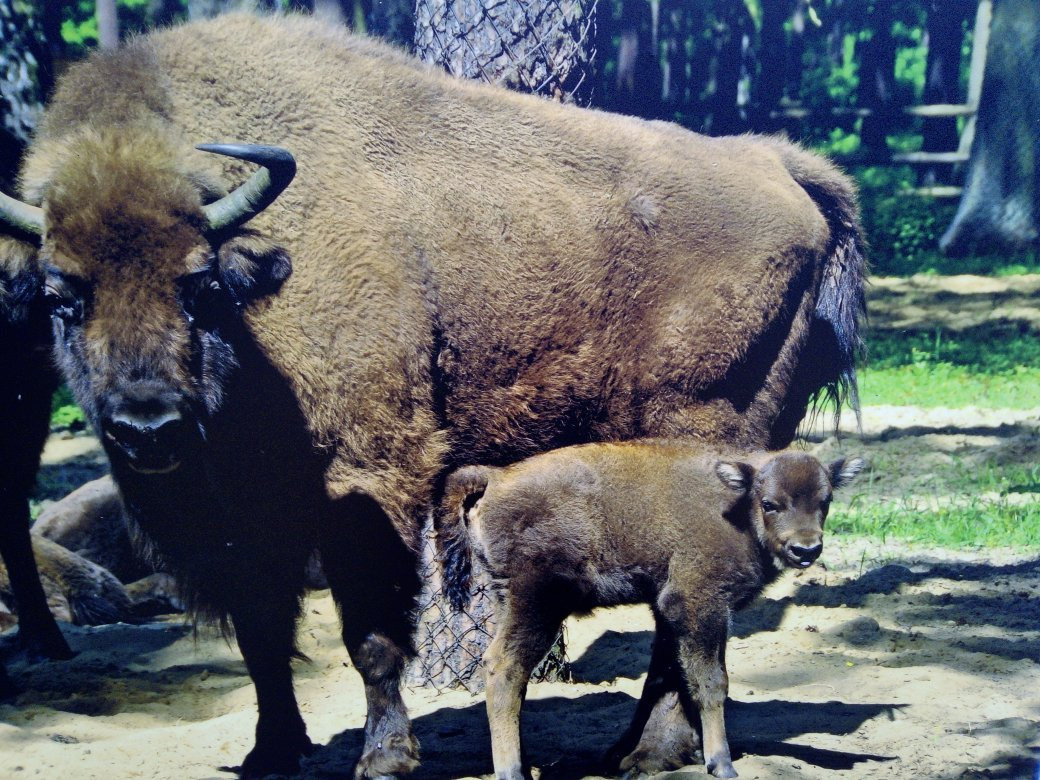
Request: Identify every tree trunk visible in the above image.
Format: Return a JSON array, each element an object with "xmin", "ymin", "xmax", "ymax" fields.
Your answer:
[
  {"xmin": 921, "ymin": 0, "xmax": 971, "ymax": 184},
  {"xmin": 414, "ymin": 0, "xmax": 598, "ymax": 106},
  {"xmin": 368, "ymin": 0, "xmax": 413, "ymax": 48},
  {"xmin": 940, "ymin": 0, "xmax": 1040, "ymax": 256},
  {"xmin": 751, "ymin": 0, "xmax": 791, "ymax": 131},
  {"xmin": 705, "ymin": 0, "xmax": 750, "ymax": 135},
  {"xmin": 857, "ymin": 0, "xmax": 897, "ymax": 155},
  {"xmin": 96, "ymin": 0, "xmax": 119, "ymax": 49}
]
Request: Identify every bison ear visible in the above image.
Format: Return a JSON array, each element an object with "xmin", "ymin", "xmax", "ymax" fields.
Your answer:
[
  {"xmin": 715, "ymin": 461, "xmax": 754, "ymax": 493},
  {"xmin": 829, "ymin": 456, "xmax": 866, "ymax": 489},
  {"xmin": 215, "ymin": 231, "xmax": 292, "ymax": 304}
]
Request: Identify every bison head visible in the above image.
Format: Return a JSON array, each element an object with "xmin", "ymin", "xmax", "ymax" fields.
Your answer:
[
  {"xmin": 1, "ymin": 134, "xmax": 295, "ymax": 476},
  {"xmin": 716, "ymin": 452, "xmax": 865, "ymax": 569}
]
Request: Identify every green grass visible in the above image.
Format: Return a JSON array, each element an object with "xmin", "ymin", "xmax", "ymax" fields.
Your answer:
[
  {"xmin": 857, "ymin": 325, "xmax": 1040, "ymax": 408},
  {"xmin": 830, "ymin": 500, "xmax": 1040, "ymax": 548},
  {"xmin": 858, "ymin": 364, "xmax": 1040, "ymax": 409}
]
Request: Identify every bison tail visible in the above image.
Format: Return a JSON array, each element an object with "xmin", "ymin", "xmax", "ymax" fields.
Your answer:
[
  {"xmin": 438, "ymin": 465, "xmax": 492, "ymax": 612},
  {"xmin": 769, "ymin": 138, "xmax": 868, "ymax": 428}
]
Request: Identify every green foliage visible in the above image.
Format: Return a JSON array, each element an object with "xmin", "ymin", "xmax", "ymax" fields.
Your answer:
[
  {"xmin": 59, "ymin": 0, "xmax": 181, "ymax": 55},
  {"xmin": 50, "ymin": 385, "xmax": 86, "ymax": 430}
]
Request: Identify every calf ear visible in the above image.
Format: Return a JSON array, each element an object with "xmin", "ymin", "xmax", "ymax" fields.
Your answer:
[
  {"xmin": 216, "ymin": 231, "xmax": 292, "ymax": 305},
  {"xmin": 715, "ymin": 461, "xmax": 754, "ymax": 493},
  {"xmin": 829, "ymin": 456, "xmax": 866, "ymax": 489}
]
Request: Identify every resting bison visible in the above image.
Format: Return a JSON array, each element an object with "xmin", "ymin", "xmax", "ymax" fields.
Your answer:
[
  {"xmin": 440, "ymin": 443, "xmax": 865, "ymax": 778},
  {"xmin": 0, "ymin": 12, "xmax": 864, "ymax": 778},
  {"xmin": 0, "ymin": 237, "xmax": 73, "ymax": 678}
]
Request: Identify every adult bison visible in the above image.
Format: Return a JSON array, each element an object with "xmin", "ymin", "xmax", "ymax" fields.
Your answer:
[
  {"xmin": 1, "ymin": 234, "xmax": 73, "ymax": 682},
  {"xmin": 0, "ymin": 12, "xmax": 864, "ymax": 778}
]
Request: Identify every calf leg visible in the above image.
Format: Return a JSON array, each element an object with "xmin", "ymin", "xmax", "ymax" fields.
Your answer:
[
  {"xmin": 0, "ymin": 499, "xmax": 72, "ymax": 660},
  {"xmin": 670, "ymin": 609, "xmax": 736, "ymax": 779},
  {"xmin": 230, "ymin": 583, "xmax": 313, "ymax": 779},
  {"xmin": 322, "ymin": 494, "xmax": 422, "ymax": 780},
  {"xmin": 484, "ymin": 590, "xmax": 567, "ymax": 780},
  {"xmin": 608, "ymin": 616, "xmax": 701, "ymax": 774}
]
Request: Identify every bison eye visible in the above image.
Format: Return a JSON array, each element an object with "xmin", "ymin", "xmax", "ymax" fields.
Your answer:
[
  {"xmin": 178, "ymin": 272, "xmax": 232, "ymax": 329},
  {"xmin": 44, "ymin": 285, "xmax": 82, "ymax": 325},
  {"xmin": 761, "ymin": 500, "xmax": 780, "ymax": 514}
]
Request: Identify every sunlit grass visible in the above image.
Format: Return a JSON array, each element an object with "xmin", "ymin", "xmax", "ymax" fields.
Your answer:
[
  {"xmin": 858, "ymin": 325, "xmax": 1040, "ymax": 409},
  {"xmin": 830, "ymin": 499, "xmax": 1040, "ymax": 549}
]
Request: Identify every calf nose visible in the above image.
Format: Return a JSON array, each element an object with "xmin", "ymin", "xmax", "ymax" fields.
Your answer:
[{"xmin": 788, "ymin": 542, "xmax": 823, "ymax": 566}]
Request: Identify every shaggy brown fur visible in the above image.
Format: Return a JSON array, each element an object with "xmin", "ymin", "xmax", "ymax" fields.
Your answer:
[
  {"xmin": 3, "ymin": 12, "xmax": 864, "ymax": 777},
  {"xmin": 0, "ymin": 535, "xmax": 133, "ymax": 627},
  {"xmin": 0, "ymin": 237, "xmax": 72, "ymax": 686},
  {"xmin": 33, "ymin": 476, "xmax": 151, "ymax": 583},
  {"xmin": 441, "ymin": 441, "xmax": 864, "ymax": 778}
]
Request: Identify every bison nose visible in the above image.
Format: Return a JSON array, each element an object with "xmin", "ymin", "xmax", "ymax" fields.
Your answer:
[
  {"xmin": 102, "ymin": 403, "xmax": 188, "ymax": 475},
  {"xmin": 788, "ymin": 542, "xmax": 823, "ymax": 567}
]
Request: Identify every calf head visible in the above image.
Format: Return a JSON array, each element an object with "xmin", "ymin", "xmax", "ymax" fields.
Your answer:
[
  {"xmin": 0, "ymin": 131, "xmax": 295, "ymax": 476},
  {"xmin": 716, "ymin": 452, "xmax": 865, "ymax": 568}
]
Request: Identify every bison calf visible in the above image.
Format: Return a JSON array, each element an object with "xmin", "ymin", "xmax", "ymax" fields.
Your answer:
[{"xmin": 441, "ymin": 440, "xmax": 864, "ymax": 779}]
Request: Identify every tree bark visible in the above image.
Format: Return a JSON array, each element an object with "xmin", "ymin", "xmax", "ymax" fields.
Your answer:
[
  {"xmin": 940, "ymin": 0, "xmax": 1040, "ymax": 256},
  {"xmin": 415, "ymin": 0, "xmax": 597, "ymax": 106},
  {"xmin": 96, "ymin": 0, "xmax": 119, "ymax": 49},
  {"xmin": 0, "ymin": 0, "xmax": 48, "ymax": 188},
  {"xmin": 921, "ymin": 0, "xmax": 971, "ymax": 184},
  {"xmin": 857, "ymin": 0, "xmax": 897, "ymax": 155}
]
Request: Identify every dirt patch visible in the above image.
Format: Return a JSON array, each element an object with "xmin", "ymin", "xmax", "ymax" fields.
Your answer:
[{"xmin": 1, "ymin": 540, "xmax": 1036, "ymax": 779}]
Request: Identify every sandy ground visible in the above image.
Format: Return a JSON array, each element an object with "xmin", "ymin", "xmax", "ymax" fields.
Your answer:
[{"xmin": 3, "ymin": 275, "xmax": 1039, "ymax": 779}]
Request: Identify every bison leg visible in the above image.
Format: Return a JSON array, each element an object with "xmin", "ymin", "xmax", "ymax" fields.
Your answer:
[
  {"xmin": 322, "ymin": 494, "xmax": 422, "ymax": 780},
  {"xmin": 671, "ymin": 612, "xmax": 736, "ymax": 779},
  {"xmin": 484, "ymin": 589, "xmax": 567, "ymax": 780},
  {"xmin": 610, "ymin": 615, "xmax": 701, "ymax": 776},
  {"xmin": 0, "ymin": 498, "xmax": 73, "ymax": 660},
  {"xmin": 230, "ymin": 587, "xmax": 313, "ymax": 779}
]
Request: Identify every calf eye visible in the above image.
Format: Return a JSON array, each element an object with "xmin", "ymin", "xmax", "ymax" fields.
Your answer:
[{"xmin": 762, "ymin": 500, "xmax": 780, "ymax": 513}]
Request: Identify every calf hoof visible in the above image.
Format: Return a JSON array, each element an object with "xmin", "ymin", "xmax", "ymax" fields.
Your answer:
[
  {"xmin": 707, "ymin": 755, "xmax": 738, "ymax": 779},
  {"xmin": 353, "ymin": 732, "xmax": 420, "ymax": 779},
  {"xmin": 236, "ymin": 733, "xmax": 314, "ymax": 779}
]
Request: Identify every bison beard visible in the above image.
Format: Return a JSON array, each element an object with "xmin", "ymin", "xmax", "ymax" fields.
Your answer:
[{"xmin": 0, "ymin": 12, "xmax": 865, "ymax": 779}]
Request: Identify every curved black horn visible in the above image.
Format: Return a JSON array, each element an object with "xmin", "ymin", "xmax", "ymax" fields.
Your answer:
[
  {"xmin": 0, "ymin": 188, "xmax": 44, "ymax": 239},
  {"xmin": 197, "ymin": 143, "xmax": 296, "ymax": 233}
]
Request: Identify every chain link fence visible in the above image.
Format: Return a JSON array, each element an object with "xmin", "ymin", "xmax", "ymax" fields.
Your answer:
[
  {"xmin": 408, "ymin": 516, "xmax": 569, "ymax": 692},
  {"xmin": 414, "ymin": 0, "xmax": 597, "ymax": 106}
]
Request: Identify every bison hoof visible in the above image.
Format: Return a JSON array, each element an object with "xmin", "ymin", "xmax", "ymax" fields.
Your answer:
[
  {"xmin": 353, "ymin": 732, "xmax": 420, "ymax": 779},
  {"xmin": 236, "ymin": 733, "xmax": 314, "ymax": 779},
  {"xmin": 21, "ymin": 629, "xmax": 74, "ymax": 662},
  {"xmin": 707, "ymin": 755, "xmax": 738, "ymax": 779}
]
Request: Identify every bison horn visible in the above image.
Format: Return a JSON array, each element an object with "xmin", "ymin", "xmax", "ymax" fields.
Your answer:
[
  {"xmin": 197, "ymin": 143, "xmax": 296, "ymax": 233},
  {"xmin": 0, "ymin": 189, "xmax": 44, "ymax": 239}
]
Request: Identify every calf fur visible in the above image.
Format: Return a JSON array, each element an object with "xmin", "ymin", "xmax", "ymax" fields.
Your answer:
[{"xmin": 441, "ymin": 440, "xmax": 864, "ymax": 779}]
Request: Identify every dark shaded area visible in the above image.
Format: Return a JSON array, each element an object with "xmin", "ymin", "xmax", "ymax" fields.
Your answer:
[{"xmin": 300, "ymin": 693, "xmax": 899, "ymax": 779}]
